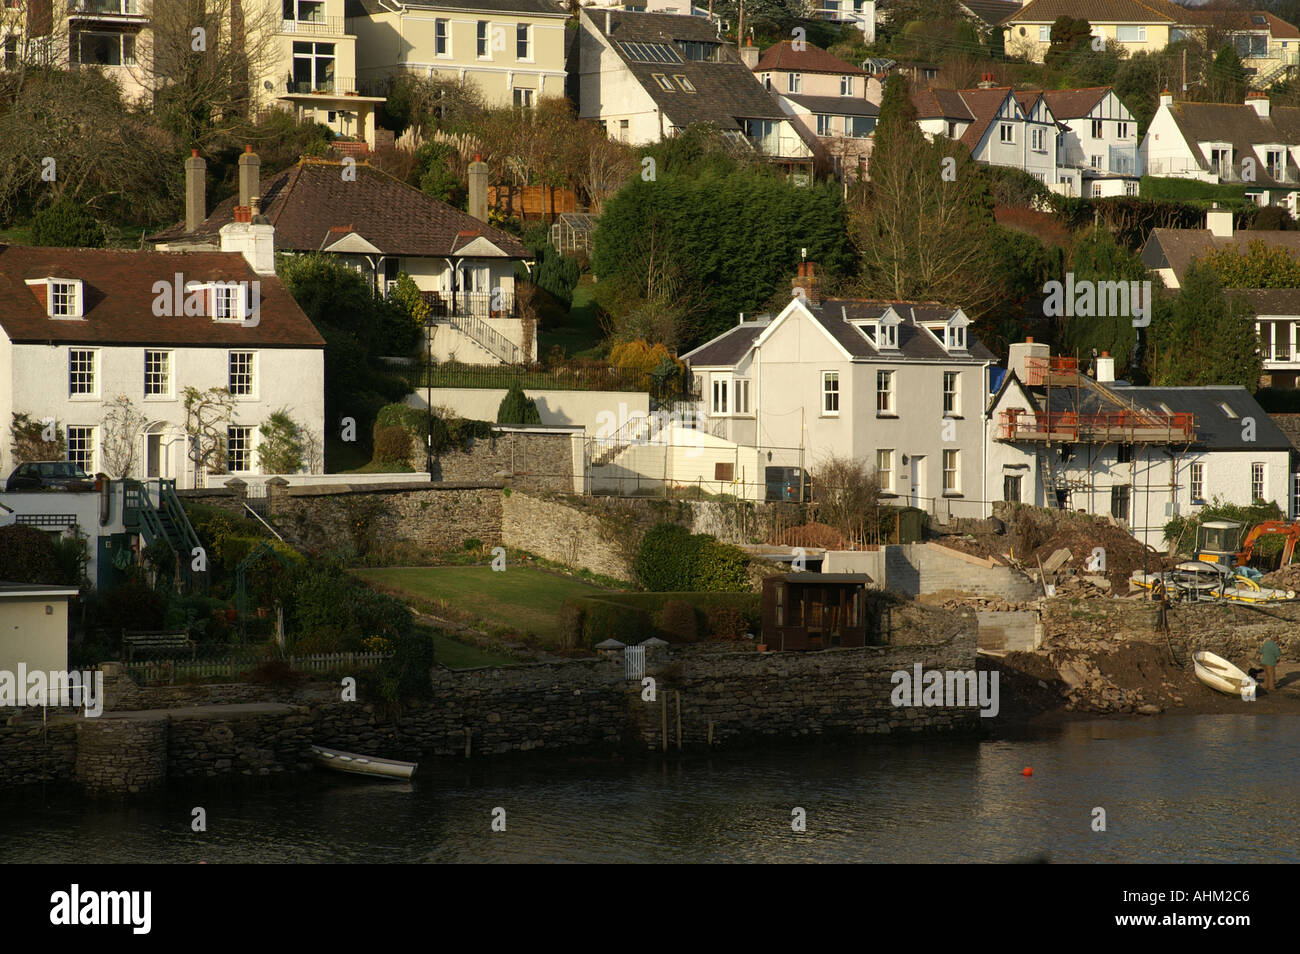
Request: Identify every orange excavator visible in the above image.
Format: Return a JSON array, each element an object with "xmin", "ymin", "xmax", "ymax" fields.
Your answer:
[{"xmin": 1196, "ymin": 520, "xmax": 1300, "ymax": 570}]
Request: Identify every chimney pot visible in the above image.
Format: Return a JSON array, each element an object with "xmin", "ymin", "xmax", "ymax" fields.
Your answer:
[
  {"xmin": 244, "ymin": 144, "xmax": 253, "ymax": 153},
  {"xmin": 238, "ymin": 146, "xmax": 261, "ymax": 211},
  {"xmin": 1026, "ymin": 335, "xmax": 1034, "ymax": 343}
]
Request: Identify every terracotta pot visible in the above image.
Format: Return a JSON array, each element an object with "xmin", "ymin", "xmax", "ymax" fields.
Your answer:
[{"xmin": 756, "ymin": 644, "xmax": 768, "ymax": 653}]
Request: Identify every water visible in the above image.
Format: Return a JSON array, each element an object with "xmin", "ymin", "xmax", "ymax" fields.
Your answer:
[{"xmin": 2, "ymin": 716, "xmax": 1295, "ymax": 863}]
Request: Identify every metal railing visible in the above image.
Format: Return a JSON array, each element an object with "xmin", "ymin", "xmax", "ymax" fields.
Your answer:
[
  {"xmin": 279, "ymin": 16, "xmax": 344, "ymax": 35},
  {"xmin": 125, "ymin": 651, "xmax": 392, "ymax": 685},
  {"xmin": 999, "ymin": 408, "xmax": 1196, "ymax": 443},
  {"xmin": 69, "ymin": 0, "xmax": 141, "ymax": 15},
  {"xmin": 272, "ymin": 76, "xmax": 359, "ymax": 96},
  {"xmin": 437, "ymin": 312, "xmax": 522, "ymax": 364},
  {"xmin": 428, "ymin": 290, "xmax": 516, "ymax": 320}
]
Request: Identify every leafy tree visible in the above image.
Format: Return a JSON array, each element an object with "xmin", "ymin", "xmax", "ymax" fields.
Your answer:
[
  {"xmin": 496, "ymin": 383, "xmax": 541, "ymax": 424},
  {"xmin": 0, "ymin": 525, "xmax": 65, "ymax": 585},
  {"xmin": 30, "ymin": 197, "xmax": 105, "ymax": 247},
  {"xmin": 386, "ymin": 271, "xmax": 430, "ymax": 327},
  {"xmin": 1201, "ymin": 239, "xmax": 1300, "ymax": 287},
  {"xmin": 518, "ymin": 241, "xmax": 580, "ymax": 309},
  {"xmin": 256, "ymin": 409, "xmax": 306, "ymax": 474},
  {"xmin": 1250, "ymin": 205, "xmax": 1296, "ymax": 231},
  {"xmin": 1058, "ymin": 229, "xmax": 1150, "ymax": 363},
  {"xmin": 1044, "ymin": 16, "xmax": 1094, "ymax": 68},
  {"xmin": 1145, "ymin": 262, "xmax": 1261, "ymax": 388},
  {"xmin": 1207, "ymin": 44, "xmax": 1247, "ymax": 103},
  {"xmin": 9, "ymin": 412, "xmax": 64, "ymax": 464},
  {"xmin": 414, "ymin": 141, "xmax": 466, "ymax": 207},
  {"xmin": 852, "ymin": 75, "xmax": 1002, "ymax": 315}
]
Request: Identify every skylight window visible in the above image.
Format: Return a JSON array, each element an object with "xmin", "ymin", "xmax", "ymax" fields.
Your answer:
[
  {"xmin": 620, "ymin": 40, "xmax": 682, "ymax": 64},
  {"xmin": 1219, "ymin": 402, "xmax": 1239, "ymax": 419},
  {"xmin": 675, "ymin": 74, "xmax": 695, "ymax": 93},
  {"xmin": 652, "ymin": 73, "xmax": 673, "ymax": 90}
]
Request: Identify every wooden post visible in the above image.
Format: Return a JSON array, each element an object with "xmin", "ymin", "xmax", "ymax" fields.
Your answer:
[
  {"xmin": 707, "ymin": 720, "xmax": 714, "ymax": 747},
  {"xmin": 675, "ymin": 690, "xmax": 682, "ymax": 750},
  {"xmin": 465, "ymin": 727, "xmax": 471, "ymax": 759},
  {"xmin": 661, "ymin": 691, "xmax": 668, "ymax": 753}
]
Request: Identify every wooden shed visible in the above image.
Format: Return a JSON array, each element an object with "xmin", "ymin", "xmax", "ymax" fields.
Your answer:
[{"xmin": 760, "ymin": 573, "xmax": 881, "ymax": 651}]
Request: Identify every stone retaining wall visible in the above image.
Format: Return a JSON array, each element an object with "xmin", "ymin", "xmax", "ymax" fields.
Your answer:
[{"xmin": 75, "ymin": 717, "xmax": 168, "ymax": 796}]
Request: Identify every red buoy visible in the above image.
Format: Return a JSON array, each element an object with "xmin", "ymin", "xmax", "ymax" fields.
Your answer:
[{"xmin": 1022, "ymin": 767, "xmax": 1033, "ymax": 777}]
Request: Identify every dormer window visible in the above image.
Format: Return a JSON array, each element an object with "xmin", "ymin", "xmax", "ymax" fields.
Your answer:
[
  {"xmin": 206, "ymin": 281, "xmax": 252, "ymax": 322},
  {"xmin": 27, "ymin": 278, "xmax": 85, "ymax": 318},
  {"xmin": 944, "ymin": 311, "xmax": 970, "ymax": 351},
  {"xmin": 877, "ymin": 311, "xmax": 900, "ymax": 349}
]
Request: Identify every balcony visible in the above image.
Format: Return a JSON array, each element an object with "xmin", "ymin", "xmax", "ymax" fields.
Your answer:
[
  {"xmin": 425, "ymin": 291, "xmax": 517, "ymax": 320},
  {"xmin": 280, "ymin": 16, "xmax": 344, "ymax": 35},
  {"xmin": 273, "ymin": 76, "xmax": 359, "ymax": 96},
  {"xmin": 69, "ymin": 0, "xmax": 144, "ymax": 16},
  {"xmin": 1263, "ymin": 346, "xmax": 1299, "ymax": 366}
]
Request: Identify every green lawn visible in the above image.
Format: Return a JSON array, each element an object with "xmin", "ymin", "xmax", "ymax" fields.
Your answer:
[
  {"xmin": 538, "ymin": 279, "xmax": 605, "ymax": 359},
  {"xmin": 427, "ymin": 630, "xmax": 515, "ymax": 669},
  {"xmin": 355, "ymin": 566, "xmax": 616, "ymax": 644}
]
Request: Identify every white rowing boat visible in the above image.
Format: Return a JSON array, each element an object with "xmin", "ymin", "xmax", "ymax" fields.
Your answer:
[
  {"xmin": 1192, "ymin": 651, "xmax": 1257, "ymax": 697},
  {"xmin": 311, "ymin": 745, "xmax": 417, "ymax": 780}
]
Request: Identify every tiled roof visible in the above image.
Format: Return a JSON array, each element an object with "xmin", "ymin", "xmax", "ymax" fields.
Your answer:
[
  {"xmin": 1180, "ymin": 9, "xmax": 1300, "ymax": 39},
  {"xmin": 1162, "ymin": 101, "xmax": 1300, "ymax": 186},
  {"xmin": 954, "ymin": 87, "xmax": 1016, "ymax": 151},
  {"xmin": 347, "ymin": 0, "xmax": 566, "ymax": 15},
  {"xmin": 785, "ymin": 94, "xmax": 880, "ymax": 117},
  {"xmin": 0, "ymin": 246, "xmax": 325, "ymax": 348},
  {"xmin": 592, "ymin": 9, "xmax": 784, "ymax": 129},
  {"xmin": 684, "ymin": 298, "xmax": 995, "ymax": 365},
  {"xmin": 1268, "ymin": 413, "xmax": 1300, "ymax": 451},
  {"xmin": 1113, "ymin": 386, "xmax": 1291, "ymax": 451},
  {"xmin": 1001, "ymin": 0, "xmax": 1190, "ymax": 24},
  {"xmin": 1141, "ymin": 228, "xmax": 1300, "ymax": 279},
  {"xmin": 754, "ymin": 40, "xmax": 866, "ymax": 75},
  {"xmin": 911, "ymin": 88, "xmax": 974, "ymax": 121},
  {"xmin": 960, "ymin": 0, "xmax": 1021, "ymax": 26},
  {"xmin": 1230, "ymin": 287, "xmax": 1300, "ymax": 315},
  {"xmin": 148, "ymin": 160, "xmax": 528, "ymax": 259},
  {"xmin": 1040, "ymin": 86, "xmax": 1111, "ymax": 119}
]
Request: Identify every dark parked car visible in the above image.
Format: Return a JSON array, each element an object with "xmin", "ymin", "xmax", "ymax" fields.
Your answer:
[{"xmin": 5, "ymin": 461, "xmax": 94, "ymax": 491}]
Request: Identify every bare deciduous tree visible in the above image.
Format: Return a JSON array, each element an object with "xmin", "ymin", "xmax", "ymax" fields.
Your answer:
[
  {"xmin": 182, "ymin": 385, "xmax": 234, "ymax": 480},
  {"xmin": 100, "ymin": 395, "xmax": 148, "ymax": 478}
]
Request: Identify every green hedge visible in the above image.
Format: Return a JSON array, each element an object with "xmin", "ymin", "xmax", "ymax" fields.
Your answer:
[
  {"xmin": 565, "ymin": 591, "xmax": 760, "ymax": 647},
  {"xmin": 634, "ymin": 522, "xmax": 750, "ymax": 592},
  {"xmin": 1139, "ymin": 176, "xmax": 1250, "ymax": 204}
]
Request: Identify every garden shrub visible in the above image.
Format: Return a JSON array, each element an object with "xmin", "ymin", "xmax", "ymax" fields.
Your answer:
[
  {"xmin": 497, "ymin": 383, "xmax": 542, "ymax": 425},
  {"xmin": 634, "ymin": 522, "xmax": 700, "ymax": 591},
  {"xmin": 378, "ymin": 629, "xmax": 435, "ymax": 700},
  {"xmin": 706, "ymin": 603, "xmax": 750, "ymax": 641},
  {"xmin": 0, "ymin": 524, "xmax": 67, "ymax": 585},
  {"xmin": 582, "ymin": 598, "xmax": 652, "ymax": 646},
  {"xmin": 693, "ymin": 538, "xmax": 751, "ymax": 592},
  {"xmin": 656, "ymin": 599, "xmax": 698, "ymax": 642},
  {"xmin": 557, "ymin": 600, "xmax": 585, "ymax": 649},
  {"xmin": 373, "ymin": 424, "xmax": 413, "ymax": 463}
]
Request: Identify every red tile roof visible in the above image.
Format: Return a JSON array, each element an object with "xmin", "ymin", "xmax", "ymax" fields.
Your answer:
[
  {"xmin": 0, "ymin": 246, "xmax": 325, "ymax": 348},
  {"xmin": 1040, "ymin": 86, "xmax": 1111, "ymax": 119},
  {"xmin": 755, "ymin": 40, "xmax": 866, "ymax": 75}
]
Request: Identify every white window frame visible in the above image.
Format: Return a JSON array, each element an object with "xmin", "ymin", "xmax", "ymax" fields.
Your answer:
[
  {"xmin": 50, "ymin": 279, "xmax": 84, "ymax": 318},
  {"xmin": 1116, "ymin": 25, "xmax": 1146, "ymax": 43},
  {"xmin": 144, "ymin": 349, "xmax": 172, "ymax": 399},
  {"xmin": 840, "ymin": 74, "xmax": 852, "ymax": 96},
  {"xmin": 1038, "ymin": 25, "xmax": 1050, "ymax": 41},
  {"xmin": 736, "ymin": 378, "xmax": 750, "ymax": 415},
  {"xmin": 1031, "ymin": 127, "xmax": 1045, "ymax": 151},
  {"xmin": 788, "ymin": 72, "xmax": 802, "ymax": 93},
  {"xmin": 66, "ymin": 425, "xmax": 96, "ymax": 474},
  {"xmin": 1190, "ymin": 461, "xmax": 1204, "ymax": 503},
  {"xmin": 1252, "ymin": 462, "xmax": 1265, "ymax": 502},
  {"xmin": 513, "ymin": 87, "xmax": 535, "ymax": 108},
  {"xmin": 1124, "ymin": 180, "xmax": 1139, "ymax": 196},
  {"xmin": 816, "ymin": 114, "xmax": 833, "ymax": 136},
  {"xmin": 1116, "ymin": 121, "xmax": 1130, "ymax": 139},
  {"xmin": 943, "ymin": 449, "xmax": 960, "ymax": 493},
  {"xmin": 822, "ymin": 371, "xmax": 840, "ymax": 416},
  {"xmin": 712, "ymin": 378, "xmax": 729, "ymax": 415},
  {"xmin": 226, "ymin": 425, "xmax": 254, "ymax": 474},
  {"xmin": 876, "ymin": 369, "xmax": 894, "ymax": 415},
  {"xmin": 999, "ymin": 122, "xmax": 1014, "ymax": 144},
  {"xmin": 477, "ymin": 20, "xmax": 490, "ymax": 59},
  {"xmin": 1091, "ymin": 119, "xmax": 1103, "ymax": 139},
  {"xmin": 435, "ymin": 18, "xmax": 449, "ymax": 57},
  {"xmin": 516, "ymin": 22, "xmax": 532, "ymax": 61},
  {"xmin": 69, "ymin": 348, "xmax": 97, "ymax": 398},
  {"xmin": 943, "ymin": 371, "xmax": 960, "ymax": 416},
  {"xmin": 878, "ymin": 317, "xmax": 898, "ymax": 349},
  {"xmin": 228, "ymin": 350, "xmax": 256, "ymax": 397},
  {"xmin": 877, "ymin": 448, "xmax": 893, "ymax": 493}
]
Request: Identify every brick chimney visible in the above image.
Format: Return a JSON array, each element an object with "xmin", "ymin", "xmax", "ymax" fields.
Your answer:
[
  {"xmin": 1247, "ymin": 90, "xmax": 1271, "ymax": 118},
  {"xmin": 467, "ymin": 153, "xmax": 489, "ymax": 223},
  {"xmin": 185, "ymin": 149, "xmax": 206, "ymax": 233},
  {"xmin": 792, "ymin": 261, "xmax": 820, "ymax": 305},
  {"xmin": 1159, "ymin": 88, "xmax": 1173, "ymax": 108},
  {"xmin": 1206, "ymin": 202, "xmax": 1233, "ymax": 238},
  {"xmin": 238, "ymin": 144, "xmax": 261, "ymax": 210},
  {"xmin": 977, "ymin": 72, "xmax": 996, "ymax": 88},
  {"xmin": 221, "ymin": 203, "xmax": 276, "ymax": 275}
]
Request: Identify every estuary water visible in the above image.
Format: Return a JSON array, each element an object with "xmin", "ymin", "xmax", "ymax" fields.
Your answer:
[{"xmin": 1, "ymin": 715, "xmax": 1295, "ymax": 864}]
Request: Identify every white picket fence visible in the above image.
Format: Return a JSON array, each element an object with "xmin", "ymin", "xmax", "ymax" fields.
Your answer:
[
  {"xmin": 624, "ymin": 645, "xmax": 646, "ymax": 682},
  {"xmin": 125, "ymin": 651, "xmax": 392, "ymax": 685}
]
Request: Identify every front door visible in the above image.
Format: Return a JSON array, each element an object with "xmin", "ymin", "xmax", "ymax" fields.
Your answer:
[
  {"xmin": 146, "ymin": 433, "xmax": 162, "ymax": 478},
  {"xmin": 909, "ymin": 455, "xmax": 925, "ymax": 508}
]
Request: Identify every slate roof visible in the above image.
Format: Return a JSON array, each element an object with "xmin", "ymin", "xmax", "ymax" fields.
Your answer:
[
  {"xmin": 1112, "ymin": 386, "xmax": 1292, "ymax": 451},
  {"xmin": 148, "ymin": 160, "xmax": 528, "ymax": 259},
  {"xmin": 682, "ymin": 299, "xmax": 996, "ymax": 366},
  {"xmin": 0, "ymin": 246, "xmax": 325, "ymax": 348},
  {"xmin": 754, "ymin": 41, "xmax": 866, "ymax": 75},
  {"xmin": 785, "ymin": 94, "xmax": 880, "ymax": 117},
  {"xmin": 1268, "ymin": 413, "xmax": 1300, "ymax": 451},
  {"xmin": 1000, "ymin": 0, "xmax": 1191, "ymax": 25},
  {"xmin": 960, "ymin": 0, "xmax": 1020, "ymax": 27},
  {"xmin": 1040, "ymin": 87, "xmax": 1111, "ymax": 119},
  {"xmin": 1180, "ymin": 9, "xmax": 1300, "ymax": 39},
  {"xmin": 346, "ymin": 0, "xmax": 566, "ymax": 16},
  {"xmin": 1231, "ymin": 287, "xmax": 1300, "ymax": 315},
  {"xmin": 592, "ymin": 9, "xmax": 784, "ymax": 130},
  {"xmin": 1141, "ymin": 227, "xmax": 1300, "ymax": 280},
  {"xmin": 911, "ymin": 88, "xmax": 974, "ymax": 121}
]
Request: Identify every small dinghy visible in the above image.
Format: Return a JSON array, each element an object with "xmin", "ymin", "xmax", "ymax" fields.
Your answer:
[
  {"xmin": 311, "ymin": 745, "xmax": 417, "ymax": 780},
  {"xmin": 1192, "ymin": 651, "xmax": 1257, "ymax": 697}
]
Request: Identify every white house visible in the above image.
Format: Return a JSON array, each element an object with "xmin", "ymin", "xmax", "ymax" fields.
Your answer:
[
  {"xmin": 576, "ymin": 8, "xmax": 815, "ymax": 180},
  {"xmin": 1040, "ymin": 87, "xmax": 1140, "ymax": 197},
  {"xmin": 680, "ymin": 264, "xmax": 997, "ymax": 516},
  {"xmin": 986, "ymin": 340, "xmax": 1294, "ymax": 544},
  {"xmin": 0, "ymin": 224, "xmax": 326, "ymax": 492},
  {"xmin": 1139, "ymin": 90, "xmax": 1300, "ymax": 206},
  {"xmin": 150, "ymin": 150, "xmax": 533, "ymax": 365},
  {"xmin": 912, "ymin": 82, "xmax": 1061, "ymax": 186}
]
